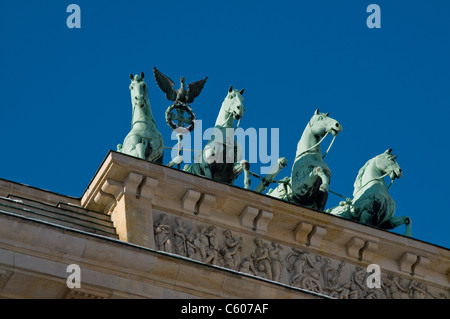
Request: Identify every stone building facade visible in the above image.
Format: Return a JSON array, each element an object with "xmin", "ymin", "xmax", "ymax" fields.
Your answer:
[{"xmin": 0, "ymin": 151, "xmax": 448, "ymax": 299}]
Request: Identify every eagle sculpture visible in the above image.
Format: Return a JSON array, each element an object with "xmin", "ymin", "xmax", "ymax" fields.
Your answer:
[{"xmin": 153, "ymin": 66, "xmax": 208, "ymax": 105}]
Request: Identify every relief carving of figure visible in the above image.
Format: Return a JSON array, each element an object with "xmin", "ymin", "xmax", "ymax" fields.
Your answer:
[
  {"xmin": 205, "ymin": 226, "xmax": 219, "ymax": 265},
  {"xmin": 338, "ymin": 283, "xmax": 358, "ymax": 299},
  {"xmin": 382, "ymin": 274, "xmax": 408, "ymax": 299},
  {"xmin": 287, "ymin": 249, "xmax": 307, "ymax": 285},
  {"xmin": 173, "ymin": 217, "xmax": 188, "ymax": 256},
  {"xmin": 185, "ymin": 234, "xmax": 197, "ymax": 259},
  {"xmin": 351, "ymin": 266, "xmax": 369, "ymax": 298},
  {"xmin": 239, "ymin": 258, "xmax": 257, "ymax": 276},
  {"xmin": 286, "ymin": 249, "xmax": 323, "ymax": 293},
  {"xmin": 193, "ymin": 225, "xmax": 209, "ymax": 262},
  {"xmin": 321, "ymin": 259, "xmax": 344, "ymax": 298},
  {"xmin": 268, "ymin": 241, "xmax": 283, "ymax": 282},
  {"xmin": 251, "ymin": 238, "xmax": 272, "ymax": 280},
  {"xmin": 154, "ymin": 214, "xmax": 173, "ymax": 253},
  {"xmin": 407, "ymin": 280, "xmax": 428, "ymax": 299},
  {"xmin": 382, "ymin": 274, "xmax": 432, "ymax": 299},
  {"xmin": 220, "ymin": 230, "xmax": 242, "ymax": 270}
]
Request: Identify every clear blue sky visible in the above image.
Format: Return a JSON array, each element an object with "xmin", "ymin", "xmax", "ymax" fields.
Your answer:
[{"xmin": 1, "ymin": 1, "xmax": 449, "ymax": 248}]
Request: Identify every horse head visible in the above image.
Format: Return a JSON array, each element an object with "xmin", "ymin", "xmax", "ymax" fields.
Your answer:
[
  {"xmin": 309, "ymin": 109, "xmax": 342, "ymax": 137},
  {"xmin": 223, "ymin": 85, "xmax": 245, "ymax": 121},
  {"xmin": 375, "ymin": 149, "xmax": 402, "ymax": 180},
  {"xmin": 353, "ymin": 149, "xmax": 402, "ymax": 197},
  {"xmin": 129, "ymin": 72, "xmax": 148, "ymax": 108}
]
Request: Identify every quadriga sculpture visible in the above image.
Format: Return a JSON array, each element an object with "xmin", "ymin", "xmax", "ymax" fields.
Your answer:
[
  {"xmin": 183, "ymin": 85, "xmax": 250, "ymax": 188},
  {"xmin": 268, "ymin": 109, "xmax": 342, "ymax": 211},
  {"xmin": 117, "ymin": 72, "xmax": 164, "ymax": 163},
  {"xmin": 327, "ymin": 149, "xmax": 411, "ymax": 236}
]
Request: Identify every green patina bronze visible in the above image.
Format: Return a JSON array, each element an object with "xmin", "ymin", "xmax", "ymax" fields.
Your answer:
[
  {"xmin": 253, "ymin": 157, "xmax": 288, "ymax": 193},
  {"xmin": 327, "ymin": 149, "xmax": 411, "ymax": 236},
  {"xmin": 268, "ymin": 109, "xmax": 342, "ymax": 211},
  {"xmin": 114, "ymin": 70, "xmax": 411, "ymax": 237},
  {"xmin": 183, "ymin": 85, "xmax": 250, "ymax": 188},
  {"xmin": 117, "ymin": 72, "xmax": 164, "ymax": 164},
  {"xmin": 153, "ymin": 66, "xmax": 207, "ymax": 134}
]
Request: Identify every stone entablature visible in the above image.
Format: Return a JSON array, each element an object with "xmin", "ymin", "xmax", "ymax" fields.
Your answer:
[
  {"xmin": 0, "ymin": 211, "xmax": 321, "ymax": 299},
  {"xmin": 82, "ymin": 151, "xmax": 450, "ymax": 299}
]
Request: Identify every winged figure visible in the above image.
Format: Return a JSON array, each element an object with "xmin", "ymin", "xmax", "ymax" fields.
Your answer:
[{"xmin": 153, "ymin": 66, "xmax": 208, "ymax": 105}]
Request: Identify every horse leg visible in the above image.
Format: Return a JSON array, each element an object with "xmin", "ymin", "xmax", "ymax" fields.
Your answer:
[
  {"xmin": 315, "ymin": 180, "xmax": 328, "ymax": 211},
  {"xmin": 243, "ymin": 163, "xmax": 250, "ymax": 189},
  {"xmin": 381, "ymin": 216, "xmax": 412, "ymax": 237},
  {"xmin": 148, "ymin": 148, "xmax": 165, "ymax": 164},
  {"xmin": 314, "ymin": 167, "xmax": 329, "ymax": 193},
  {"xmin": 122, "ymin": 135, "xmax": 142, "ymax": 158},
  {"xmin": 302, "ymin": 175, "xmax": 328, "ymax": 211},
  {"xmin": 167, "ymin": 155, "xmax": 183, "ymax": 168},
  {"xmin": 240, "ymin": 160, "xmax": 250, "ymax": 189},
  {"xmin": 292, "ymin": 170, "xmax": 317, "ymax": 196},
  {"xmin": 292, "ymin": 166, "xmax": 328, "ymax": 194},
  {"xmin": 231, "ymin": 160, "xmax": 250, "ymax": 189},
  {"xmin": 291, "ymin": 167, "xmax": 329, "ymax": 210},
  {"xmin": 135, "ymin": 141, "xmax": 147, "ymax": 160},
  {"xmin": 148, "ymin": 137, "xmax": 164, "ymax": 164},
  {"xmin": 126, "ymin": 135, "xmax": 147, "ymax": 160},
  {"xmin": 267, "ymin": 180, "xmax": 290, "ymax": 200},
  {"xmin": 201, "ymin": 144, "xmax": 216, "ymax": 179}
]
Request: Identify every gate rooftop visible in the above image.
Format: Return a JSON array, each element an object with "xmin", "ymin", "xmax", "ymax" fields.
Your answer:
[{"xmin": 0, "ymin": 150, "xmax": 448, "ymax": 299}]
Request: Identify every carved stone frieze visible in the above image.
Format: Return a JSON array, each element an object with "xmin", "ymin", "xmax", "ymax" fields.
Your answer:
[
  {"xmin": 153, "ymin": 212, "xmax": 449, "ymax": 299},
  {"xmin": 65, "ymin": 289, "xmax": 106, "ymax": 299}
]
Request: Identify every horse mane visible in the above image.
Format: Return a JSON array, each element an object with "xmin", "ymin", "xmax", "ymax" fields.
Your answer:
[{"xmin": 353, "ymin": 157, "xmax": 374, "ymax": 196}]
